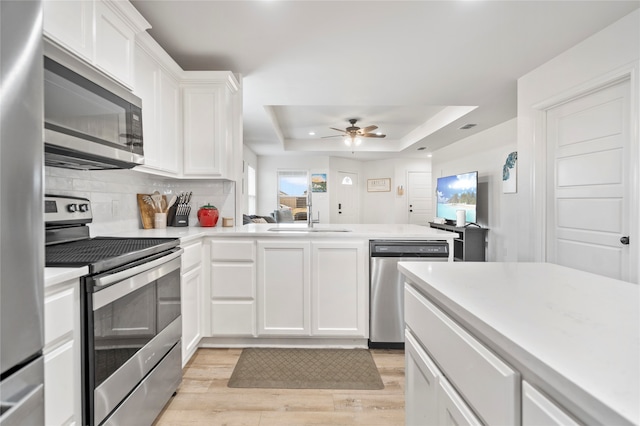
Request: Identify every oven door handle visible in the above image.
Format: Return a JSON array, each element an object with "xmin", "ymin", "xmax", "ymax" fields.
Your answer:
[
  {"xmin": 92, "ymin": 249, "xmax": 183, "ymax": 311},
  {"xmin": 93, "ymin": 248, "xmax": 183, "ymax": 289}
]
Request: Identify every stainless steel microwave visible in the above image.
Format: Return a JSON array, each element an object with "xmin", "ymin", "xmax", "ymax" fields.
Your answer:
[{"xmin": 43, "ymin": 41, "xmax": 144, "ymax": 170}]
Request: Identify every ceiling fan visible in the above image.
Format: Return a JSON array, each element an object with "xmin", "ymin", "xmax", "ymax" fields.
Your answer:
[{"xmin": 322, "ymin": 119, "xmax": 386, "ymax": 146}]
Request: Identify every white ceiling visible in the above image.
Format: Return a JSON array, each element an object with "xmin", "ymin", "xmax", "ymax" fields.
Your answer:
[{"xmin": 130, "ymin": 0, "xmax": 639, "ymax": 160}]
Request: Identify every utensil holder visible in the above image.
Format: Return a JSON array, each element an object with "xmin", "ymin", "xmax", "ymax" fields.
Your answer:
[{"xmin": 154, "ymin": 212, "xmax": 167, "ymax": 229}]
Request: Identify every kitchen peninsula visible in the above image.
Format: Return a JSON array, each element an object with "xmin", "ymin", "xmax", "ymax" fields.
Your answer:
[
  {"xmin": 45, "ymin": 223, "xmax": 458, "ymax": 366},
  {"xmin": 400, "ymin": 261, "xmax": 639, "ymax": 426}
]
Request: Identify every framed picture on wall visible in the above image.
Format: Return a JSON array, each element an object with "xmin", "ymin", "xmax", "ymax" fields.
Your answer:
[
  {"xmin": 311, "ymin": 173, "xmax": 327, "ymax": 192},
  {"xmin": 367, "ymin": 178, "xmax": 391, "ymax": 192}
]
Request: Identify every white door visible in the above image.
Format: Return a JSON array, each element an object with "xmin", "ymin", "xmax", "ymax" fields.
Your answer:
[
  {"xmin": 408, "ymin": 171, "xmax": 432, "ymax": 225},
  {"xmin": 336, "ymin": 171, "xmax": 359, "ymax": 224},
  {"xmin": 546, "ymin": 79, "xmax": 634, "ymax": 282}
]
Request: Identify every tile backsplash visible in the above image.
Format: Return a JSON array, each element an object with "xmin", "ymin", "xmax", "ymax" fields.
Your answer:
[{"xmin": 45, "ymin": 167, "xmax": 235, "ymax": 235}]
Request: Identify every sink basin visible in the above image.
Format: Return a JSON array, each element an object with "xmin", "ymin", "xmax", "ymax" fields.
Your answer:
[{"xmin": 268, "ymin": 227, "xmax": 352, "ymax": 233}]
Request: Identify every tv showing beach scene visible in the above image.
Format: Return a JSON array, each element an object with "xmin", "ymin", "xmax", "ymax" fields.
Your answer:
[{"xmin": 436, "ymin": 171, "xmax": 478, "ymax": 223}]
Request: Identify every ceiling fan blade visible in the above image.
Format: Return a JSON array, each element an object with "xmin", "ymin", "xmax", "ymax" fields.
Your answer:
[
  {"xmin": 321, "ymin": 134, "xmax": 342, "ymax": 138},
  {"xmin": 329, "ymin": 127, "xmax": 348, "ymax": 134},
  {"xmin": 362, "ymin": 133, "xmax": 386, "ymax": 138},
  {"xmin": 358, "ymin": 125, "xmax": 378, "ymax": 134}
]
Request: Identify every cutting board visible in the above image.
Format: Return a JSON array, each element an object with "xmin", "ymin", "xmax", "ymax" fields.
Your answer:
[{"xmin": 137, "ymin": 193, "xmax": 167, "ymax": 229}]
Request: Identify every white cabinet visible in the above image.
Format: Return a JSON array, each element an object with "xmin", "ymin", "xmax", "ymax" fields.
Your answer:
[
  {"xmin": 311, "ymin": 240, "xmax": 368, "ymax": 337},
  {"xmin": 44, "ymin": 0, "xmax": 149, "ymax": 89},
  {"xmin": 134, "ymin": 32, "xmax": 181, "ymax": 175},
  {"xmin": 404, "ymin": 283, "xmax": 519, "ymax": 425},
  {"xmin": 522, "ymin": 381, "xmax": 580, "ymax": 426},
  {"xmin": 437, "ymin": 376, "xmax": 483, "ymax": 426},
  {"xmin": 209, "ymin": 239, "xmax": 256, "ymax": 336},
  {"xmin": 44, "ymin": 278, "xmax": 81, "ymax": 426},
  {"xmin": 256, "ymin": 240, "xmax": 368, "ymax": 338},
  {"xmin": 405, "ymin": 331, "xmax": 440, "ymax": 426},
  {"xmin": 181, "ymin": 73, "xmax": 241, "ymax": 179},
  {"xmin": 257, "ymin": 240, "xmax": 311, "ymax": 335},
  {"xmin": 181, "ymin": 240, "xmax": 203, "ymax": 365},
  {"xmin": 43, "ymin": 0, "xmax": 93, "ymax": 62},
  {"xmin": 405, "ymin": 329, "xmax": 482, "ymax": 426}
]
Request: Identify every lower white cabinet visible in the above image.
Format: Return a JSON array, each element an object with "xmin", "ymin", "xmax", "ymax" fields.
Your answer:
[
  {"xmin": 256, "ymin": 240, "xmax": 368, "ymax": 338},
  {"xmin": 210, "ymin": 239, "xmax": 256, "ymax": 336},
  {"xmin": 404, "ymin": 283, "xmax": 519, "ymax": 425},
  {"xmin": 405, "ymin": 331, "xmax": 440, "ymax": 426},
  {"xmin": 311, "ymin": 240, "xmax": 367, "ymax": 336},
  {"xmin": 181, "ymin": 240, "xmax": 203, "ymax": 365},
  {"xmin": 257, "ymin": 240, "xmax": 310, "ymax": 335},
  {"xmin": 437, "ymin": 376, "xmax": 483, "ymax": 426},
  {"xmin": 44, "ymin": 278, "xmax": 81, "ymax": 426},
  {"xmin": 522, "ymin": 381, "xmax": 580, "ymax": 426}
]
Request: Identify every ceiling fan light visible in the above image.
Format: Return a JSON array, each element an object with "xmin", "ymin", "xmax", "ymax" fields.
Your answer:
[
  {"xmin": 354, "ymin": 138, "xmax": 362, "ymax": 146},
  {"xmin": 344, "ymin": 138, "xmax": 352, "ymax": 146}
]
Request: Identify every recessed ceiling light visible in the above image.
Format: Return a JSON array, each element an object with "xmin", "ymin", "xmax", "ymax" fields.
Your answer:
[
  {"xmin": 308, "ymin": 131, "xmax": 316, "ymax": 136},
  {"xmin": 459, "ymin": 123, "xmax": 477, "ymax": 130},
  {"xmin": 427, "ymin": 154, "xmax": 433, "ymax": 158},
  {"xmin": 376, "ymin": 132, "xmax": 382, "ymax": 136}
]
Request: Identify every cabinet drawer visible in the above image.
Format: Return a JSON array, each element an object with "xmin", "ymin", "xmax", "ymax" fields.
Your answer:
[
  {"xmin": 211, "ymin": 240, "xmax": 255, "ymax": 261},
  {"xmin": 44, "ymin": 287, "xmax": 75, "ymax": 346},
  {"xmin": 44, "ymin": 340, "xmax": 76, "ymax": 426},
  {"xmin": 405, "ymin": 284, "xmax": 519, "ymax": 425},
  {"xmin": 522, "ymin": 381, "xmax": 580, "ymax": 426},
  {"xmin": 181, "ymin": 240, "xmax": 203, "ymax": 271},
  {"xmin": 211, "ymin": 263, "xmax": 254, "ymax": 298}
]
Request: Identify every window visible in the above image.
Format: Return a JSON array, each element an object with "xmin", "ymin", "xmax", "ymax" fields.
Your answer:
[
  {"xmin": 277, "ymin": 170, "xmax": 308, "ymax": 221},
  {"xmin": 247, "ymin": 165, "xmax": 256, "ymax": 215}
]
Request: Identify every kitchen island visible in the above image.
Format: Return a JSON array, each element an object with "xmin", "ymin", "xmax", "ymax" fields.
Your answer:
[{"xmin": 399, "ymin": 261, "xmax": 639, "ymax": 426}]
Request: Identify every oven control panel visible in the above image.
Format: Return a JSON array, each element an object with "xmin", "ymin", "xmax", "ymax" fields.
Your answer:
[{"xmin": 45, "ymin": 195, "xmax": 92, "ymax": 224}]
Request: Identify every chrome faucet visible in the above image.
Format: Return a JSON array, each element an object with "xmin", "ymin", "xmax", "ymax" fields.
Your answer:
[{"xmin": 307, "ymin": 187, "xmax": 313, "ymax": 228}]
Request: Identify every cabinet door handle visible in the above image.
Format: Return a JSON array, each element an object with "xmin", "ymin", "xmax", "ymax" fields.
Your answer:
[
  {"xmin": 338, "ymin": 203, "xmax": 342, "ymax": 209},
  {"xmin": 620, "ymin": 236, "xmax": 630, "ymax": 245}
]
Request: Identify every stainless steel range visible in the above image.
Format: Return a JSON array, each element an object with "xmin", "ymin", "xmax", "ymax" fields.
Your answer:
[{"xmin": 45, "ymin": 195, "xmax": 182, "ymax": 426}]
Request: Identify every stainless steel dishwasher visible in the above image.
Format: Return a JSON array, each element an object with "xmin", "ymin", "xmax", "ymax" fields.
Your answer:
[{"xmin": 369, "ymin": 240, "xmax": 449, "ymax": 348}]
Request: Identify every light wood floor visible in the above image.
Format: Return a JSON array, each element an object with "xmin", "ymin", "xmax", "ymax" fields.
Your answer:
[{"xmin": 153, "ymin": 348, "xmax": 405, "ymax": 426}]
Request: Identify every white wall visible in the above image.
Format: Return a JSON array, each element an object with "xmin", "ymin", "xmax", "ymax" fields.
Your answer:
[
  {"xmin": 432, "ymin": 119, "xmax": 518, "ymax": 262},
  {"xmin": 45, "ymin": 167, "xmax": 235, "ymax": 235},
  {"xmin": 517, "ymin": 9, "xmax": 640, "ymax": 268},
  {"xmin": 360, "ymin": 158, "xmax": 431, "ymax": 224},
  {"xmin": 242, "ymin": 145, "xmax": 258, "ymax": 214},
  {"xmin": 257, "ymin": 154, "xmax": 433, "ymax": 224}
]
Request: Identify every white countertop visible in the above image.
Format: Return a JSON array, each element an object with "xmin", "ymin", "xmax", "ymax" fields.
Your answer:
[
  {"xmin": 398, "ymin": 261, "xmax": 639, "ymax": 425},
  {"xmin": 107, "ymin": 223, "xmax": 459, "ymax": 242},
  {"xmin": 44, "ymin": 266, "xmax": 88, "ymax": 288},
  {"xmin": 45, "ymin": 223, "xmax": 459, "ymax": 286}
]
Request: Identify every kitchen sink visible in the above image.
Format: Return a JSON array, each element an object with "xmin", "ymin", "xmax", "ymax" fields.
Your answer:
[{"xmin": 267, "ymin": 227, "xmax": 352, "ymax": 233}]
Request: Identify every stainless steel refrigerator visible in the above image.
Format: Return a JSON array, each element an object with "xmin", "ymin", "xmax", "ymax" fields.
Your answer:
[{"xmin": 0, "ymin": 1, "xmax": 45, "ymax": 424}]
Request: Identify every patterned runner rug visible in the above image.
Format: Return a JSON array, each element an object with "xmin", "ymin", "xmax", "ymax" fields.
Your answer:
[{"xmin": 227, "ymin": 348, "xmax": 384, "ymax": 390}]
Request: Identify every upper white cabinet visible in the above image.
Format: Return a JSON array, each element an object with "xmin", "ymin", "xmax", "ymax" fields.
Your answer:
[
  {"xmin": 44, "ymin": 0, "xmax": 150, "ymax": 89},
  {"xmin": 43, "ymin": 0, "xmax": 93, "ymax": 62},
  {"xmin": 182, "ymin": 72, "xmax": 241, "ymax": 179},
  {"xmin": 134, "ymin": 32, "xmax": 181, "ymax": 175}
]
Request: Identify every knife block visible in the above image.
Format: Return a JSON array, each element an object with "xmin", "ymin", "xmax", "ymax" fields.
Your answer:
[{"xmin": 168, "ymin": 204, "xmax": 189, "ymax": 227}]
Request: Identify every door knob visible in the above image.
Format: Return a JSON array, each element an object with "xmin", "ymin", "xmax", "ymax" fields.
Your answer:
[{"xmin": 620, "ymin": 236, "xmax": 630, "ymax": 245}]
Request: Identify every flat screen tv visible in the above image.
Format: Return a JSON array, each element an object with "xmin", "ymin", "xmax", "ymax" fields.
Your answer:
[{"xmin": 436, "ymin": 171, "xmax": 478, "ymax": 225}]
